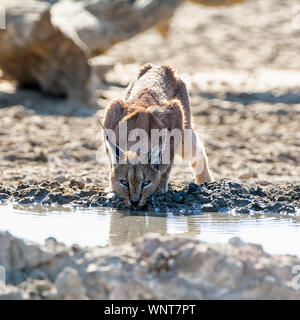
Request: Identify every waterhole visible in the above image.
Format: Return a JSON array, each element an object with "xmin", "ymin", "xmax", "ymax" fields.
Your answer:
[{"xmin": 1, "ymin": 204, "xmax": 300, "ymax": 256}]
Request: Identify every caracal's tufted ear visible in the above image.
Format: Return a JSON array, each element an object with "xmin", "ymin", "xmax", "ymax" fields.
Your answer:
[
  {"xmin": 105, "ymin": 134, "xmax": 125, "ymax": 166},
  {"xmin": 101, "ymin": 99, "xmax": 127, "ymax": 165},
  {"xmin": 97, "ymin": 118, "xmax": 125, "ymax": 165}
]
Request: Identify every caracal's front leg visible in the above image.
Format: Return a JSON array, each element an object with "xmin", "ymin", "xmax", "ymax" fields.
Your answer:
[
  {"xmin": 157, "ymin": 166, "xmax": 172, "ymax": 193},
  {"xmin": 182, "ymin": 129, "xmax": 213, "ymax": 185},
  {"xmin": 192, "ymin": 156, "xmax": 212, "ymax": 184}
]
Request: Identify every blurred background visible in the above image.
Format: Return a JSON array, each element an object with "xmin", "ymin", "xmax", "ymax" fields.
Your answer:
[{"xmin": 0, "ymin": 0, "xmax": 299, "ymax": 189}]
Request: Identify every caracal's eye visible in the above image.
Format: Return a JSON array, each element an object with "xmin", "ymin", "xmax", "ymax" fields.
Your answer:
[
  {"xmin": 142, "ymin": 180, "xmax": 151, "ymax": 187},
  {"xmin": 120, "ymin": 180, "xmax": 129, "ymax": 187}
]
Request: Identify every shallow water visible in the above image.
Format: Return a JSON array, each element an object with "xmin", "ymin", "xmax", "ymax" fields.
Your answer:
[{"xmin": 0, "ymin": 204, "xmax": 300, "ymax": 257}]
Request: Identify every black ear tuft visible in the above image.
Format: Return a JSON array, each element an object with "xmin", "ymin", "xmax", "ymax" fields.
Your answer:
[{"xmin": 147, "ymin": 151, "xmax": 151, "ymax": 164}]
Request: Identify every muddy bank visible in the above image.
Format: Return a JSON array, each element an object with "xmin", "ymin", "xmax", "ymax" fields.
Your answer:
[
  {"xmin": 0, "ymin": 231, "xmax": 300, "ymax": 300},
  {"xmin": 0, "ymin": 179, "xmax": 299, "ymax": 214}
]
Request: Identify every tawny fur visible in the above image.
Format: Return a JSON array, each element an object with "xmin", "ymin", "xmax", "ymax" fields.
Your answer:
[{"xmin": 103, "ymin": 64, "xmax": 212, "ymax": 208}]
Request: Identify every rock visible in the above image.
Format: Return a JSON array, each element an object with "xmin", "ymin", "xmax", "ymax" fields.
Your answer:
[
  {"xmin": 228, "ymin": 237, "xmax": 246, "ymax": 247},
  {"xmin": 55, "ymin": 175, "xmax": 69, "ymax": 184},
  {"xmin": 0, "ymin": 231, "xmax": 299, "ymax": 300},
  {"xmin": 239, "ymin": 171, "xmax": 258, "ymax": 180},
  {"xmin": 201, "ymin": 203, "xmax": 218, "ymax": 212},
  {"xmin": 54, "ymin": 267, "xmax": 87, "ymax": 300},
  {"xmin": 69, "ymin": 178, "xmax": 85, "ymax": 190},
  {"xmin": 235, "ymin": 207, "xmax": 250, "ymax": 214},
  {"xmin": 0, "ymin": 231, "xmax": 70, "ymax": 282},
  {"xmin": 0, "ymin": 286, "xmax": 24, "ymax": 300}
]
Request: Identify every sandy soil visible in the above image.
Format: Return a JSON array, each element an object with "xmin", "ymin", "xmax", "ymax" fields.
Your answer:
[{"xmin": 0, "ymin": 0, "xmax": 299, "ymax": 209}]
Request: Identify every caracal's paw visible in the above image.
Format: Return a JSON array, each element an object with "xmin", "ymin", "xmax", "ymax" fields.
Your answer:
[{"xmin": 195, "ymin": 172, "xmax": 213, "ymax": 185}]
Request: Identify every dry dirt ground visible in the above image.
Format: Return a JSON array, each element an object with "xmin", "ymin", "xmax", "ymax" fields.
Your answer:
[{"xmin": 0, "ymin": 0, "xmax": 299, "ymax": 211}]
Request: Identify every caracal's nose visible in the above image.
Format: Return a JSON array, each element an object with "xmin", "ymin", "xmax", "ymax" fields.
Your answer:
[{"xmin": 130, "ymin": 200, "xmax": 140, "ymax": 208}]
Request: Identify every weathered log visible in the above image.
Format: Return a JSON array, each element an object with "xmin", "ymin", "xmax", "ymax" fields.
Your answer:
[
  {"xmin": 0, "ymin": 1, "xmax": 97, "ymax": 105},
  {"xmin": 0, "ymin": 0, "xmax": 249, "ymax": 105},
  {"xmin": 0, "ymin": 0, "xmax": 181, "ymax": 105},
  {"xmin": 56, "ymin": 0, "xmax": 182, "ymax": 57}
]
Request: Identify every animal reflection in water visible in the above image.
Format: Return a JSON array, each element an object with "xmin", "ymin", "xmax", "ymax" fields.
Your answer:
[
  {"xmin": 108, "ymin": 210, "xmax": 200, "ymax": 246},
  {"xmin": 11, "ymin": 205, "xmax": 200, "ymax": 247}
]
